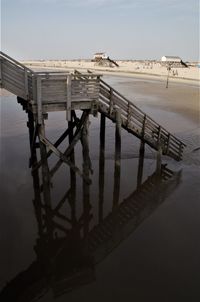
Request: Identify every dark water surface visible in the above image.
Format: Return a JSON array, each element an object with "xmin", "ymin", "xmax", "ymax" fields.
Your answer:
[{"xmin": 0, "ymin": 76, "xmax": 200, "ymax": 301}]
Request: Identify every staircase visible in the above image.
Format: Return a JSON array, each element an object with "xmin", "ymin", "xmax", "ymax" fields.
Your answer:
[
  {"xmin": 0, "ymin": 52, "xmax": 186, "ymax": 161},
  {"xmin": 98, "ymin": 79, "xmax": 185, "ymax": 160}
]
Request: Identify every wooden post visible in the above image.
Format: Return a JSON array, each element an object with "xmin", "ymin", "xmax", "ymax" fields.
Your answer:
[
  {"xmin": 27, "ymin": 109, "xmax": 37, "ymax": 166},
  {"xmin": 38, "ymin": 119, "xmax": 53, "ymax": 238},
  {"xmin": 24, "ymin": 69, "xmax": 29, "ymax": 99},
  {"xmin": 68, "ymin": 113, "xmax": 77, "ymax": 226},
  {"xmin": 112, "ymin": 158, "xmax": 121, "ymax": 210},
  {"xmin": 115, "ymin": 108, "xmax": 121, "ymax": 166},
  {"xmin": 31, "ymin": 154, "xmax": 44, "ymax": 238},
  {"xmin": 156, "ymin": 126, "xmax": 162, "ymax": 175},
  {"xmin": 137, "ymin": 140, "xmax": 145, "ymax": 187},
  {"xmin": 38, "ymin": 121, "xmax": 51, "ymax": 205},
  {"xmin": 109, "ymin": 88, "xmax": 114, "ymax": 115},
  {"xmin": 156, "ymin": 144, "xmax": 162, "ymax": 175},
  {"xmin": 166, "ymin": 133, "xmax": 171, "ymax": 154},
  {"xmin": 100, "ymin": 113, "xmax": 106, "ymax": 152},
  {"xmin": 166, "ymin": 64, "xmax": 171, "ymax": 89},
  {"xmin": 113, "ymin": 108, "xmax": 121, "ymax": 209},
  {"xmin": 81, "ymin": 112, "xmax": 91, "ymax": 237},
  {"xmin": 126, "ymin": 102, "xmax": 131, "ymax": 128},
  {"xmin": 66, "ymin": 74, "xmax": 71, "ymax": 121},
  {"xmin": 137, "ymin": 113, "xmax": 146, "ymax": 185},
  {"xmin": 141, "ymin": 114, "xmax": 146, "ymax": 137},
  {"xmin": 68, "ymin": 117, "xmax": 75, "ymax": 163},
  {"xmin": 99, "ymin": 113, "xmax": 106, "ymax": 222},
  {"xmin": 36, "ymin": 76, "xmax": 42, "ymax": 124}
]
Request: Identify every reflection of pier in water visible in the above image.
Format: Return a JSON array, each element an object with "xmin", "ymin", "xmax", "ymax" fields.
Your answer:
[{"xmin": 0, "ymin": 107, "xmax": 181, "ymax": 301}]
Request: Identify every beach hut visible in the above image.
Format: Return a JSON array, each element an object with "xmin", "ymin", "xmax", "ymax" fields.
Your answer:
[
  {"xmin": 161, "ymin": 56, "xmax": 182, "ymax": 63},
  {"xmin": 93, "ymin": 52, "xmax": 108, "ymax": 61}
]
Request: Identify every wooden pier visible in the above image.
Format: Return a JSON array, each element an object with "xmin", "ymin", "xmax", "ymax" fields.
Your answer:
[{"xmin": 0, "ymin": 51, "xmax": 186, "ymax": 183}]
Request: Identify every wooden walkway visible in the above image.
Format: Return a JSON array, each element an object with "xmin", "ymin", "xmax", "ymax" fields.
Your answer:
[{"xmin": 0, "ymin": 51, "xmax": 186, "ymax": 161}]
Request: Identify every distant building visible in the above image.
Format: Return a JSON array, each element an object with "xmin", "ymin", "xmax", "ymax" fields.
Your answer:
[
  {"xmin": 93, "ymin": 52, "xmax": 108, "ymax": 61},
  {"xmin": 161, "ymin": 56, "xmax": 182, "ymax": 63}
]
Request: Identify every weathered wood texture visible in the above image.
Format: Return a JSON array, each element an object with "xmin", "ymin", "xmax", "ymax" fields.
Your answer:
[
  {"xmin": 0, "ymin": 52, "xmax": 186, "ymax": 161},
  {"xmin": 98, "ymin": 79, "xmax": 186, "ymax": 161},
  {"xmin": 0, "ymin": 52, "xmax": 101, "ymax": 110}
]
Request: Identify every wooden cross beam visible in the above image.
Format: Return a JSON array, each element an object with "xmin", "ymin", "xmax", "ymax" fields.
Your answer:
[
  {"xmin": 39, "ymin": 134, "xmax": 91, "ymax": 185},
  {"xmin": 33, "ymin": 120, "xmax": 77, "ymax": 170},
  {"xmin": 49, "ymin": 111, "xmax": 90, "ymax": 179}
]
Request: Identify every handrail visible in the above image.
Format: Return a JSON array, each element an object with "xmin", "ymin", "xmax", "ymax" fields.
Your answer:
[
  {"xmin": 100, "ymin": 79, "xmax": 186, "ymax": 146},
  {"xmin": 0, "ymin": 55, "xmax": 186, "ymax": 160},
  {"xmin": 75, "ymin": 69, "xmax": 186, "ymax": 155},
  {"xmin": 0, "ymin": 51, "xmax": 35, "ymax": 75}
]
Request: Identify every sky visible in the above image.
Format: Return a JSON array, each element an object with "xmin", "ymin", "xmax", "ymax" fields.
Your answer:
[{"xmin": 1, "ymin": 0, "xmax": 199, "ymax": 61}]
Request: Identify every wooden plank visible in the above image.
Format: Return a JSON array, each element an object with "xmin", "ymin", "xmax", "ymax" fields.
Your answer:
[
  {"xmin": 2, "ymin": 58, "xmax": 26, "ymax": 74},
  {"xmin": 3, "ymin": 81, "xmax": 26, "ymax": 99},
  {"xmin": 0, "ymin": 51, "xmax": 33, "ymax": 73},
  {"xmin": 31, "ymin": 101, "xmax": 93, "ymax": 113},
  {"xmin": 2, "ymin": 76, "xmax": 24, "ymax": 94},
  {"xmin": 99, "ymin": 95, "xmax": 110, "ymax": 105},
  {"xmin": 100, "ymin": 80, "xmax": 184, "ymax": 146},
  {"xmin": 2, "ymin": 61, "xmax": 26, "ymax": 81},
  {"xmin": 2, "ymin": 71, "xmax": 25, "ymax": 89}
]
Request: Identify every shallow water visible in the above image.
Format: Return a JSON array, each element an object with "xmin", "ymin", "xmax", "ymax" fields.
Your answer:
[{"xmin": 0, "ymin": 77, "xmax": 200, "ymax": 301}]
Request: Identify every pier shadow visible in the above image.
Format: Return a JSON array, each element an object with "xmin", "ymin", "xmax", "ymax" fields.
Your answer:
[{"xmin": 0, "ymin": 136, "xmax": 181, "ymax": 301}]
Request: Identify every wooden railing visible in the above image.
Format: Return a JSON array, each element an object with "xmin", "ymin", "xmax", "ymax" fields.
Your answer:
[
  {"xmin": 0, "ymin": 52, "xmax": 101, "ymax": 121},
  {"xmin": 99, "ymin": 79, "xmax": 186, "ymax": 160},
  {"xmin": 0, "ymin": 53, "xmax": 186, "ymax": 161},
  {"xmin": 0, "ymin": 51, "xmax": 34, "ymax": 100}
]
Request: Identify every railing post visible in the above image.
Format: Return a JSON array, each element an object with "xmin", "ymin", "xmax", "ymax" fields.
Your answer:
[
  {"xmin": 24, "ymin": 69, "xmax": 29, "ymax": 99},
  {"xmin": 157, "ymin": 126, "xmax": 161, "ymax": 144},
  {"xmin": 99, "ymin": 114, "xmax": 106, "ymax": 223},
  {"xmin": 126, "ymin": 102, "xmax": 131, "ymax": 128},
  {"xmin": 0, "ymin": 57, "xmax": 2, "ymax": 88},
  {"xmin": 166, "ymin": 133, "xmax": 171, "ymax": 154},
  {"xmin": 66, "ymin": 74, "xmax": 72, "ymax": 121},
  {"xmin": 142, "ymin": 114, "xmax": 146, "ymax": 137},
  {"xmin": 137, "ymin": 141, "xmax": 145, "ymax": 188},
  {"xmin": 109, "ymin": 88, "xmax": 114, "ymax": 115},
  {"xmin": 115, "ymin": 108, "xmax": 121, "ymax": 166},
  {"xmin": 36, "ymin": 76, "xmax": 42, "ymax": 125},
  {"xmin": 156, "ymin": 126, "xmax": 162, "ymax": 175}
]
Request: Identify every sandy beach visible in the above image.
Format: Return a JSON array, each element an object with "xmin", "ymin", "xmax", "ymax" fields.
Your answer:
[{"xmin": 23, "ymin": 59, "xmax": 200, "ymax": 85}]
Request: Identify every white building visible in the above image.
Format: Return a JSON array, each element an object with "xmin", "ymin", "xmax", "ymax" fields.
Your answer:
[
  {"xmin": 93, "ymin": 52, "xmax": 108, "ymax": 61},
  {"xmin": 161, "ymin": 56, "xmax": 182, "ymax": 63}
]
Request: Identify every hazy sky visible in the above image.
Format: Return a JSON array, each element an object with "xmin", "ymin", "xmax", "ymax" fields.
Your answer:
[{"xmin": 1, "ymin": 0, "xmax": 199, "ymax": 60}]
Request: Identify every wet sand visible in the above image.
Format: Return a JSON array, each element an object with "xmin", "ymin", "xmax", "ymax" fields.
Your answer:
[{"xmin": 0, "ymin": 76, "xmax": 200, "ymax": 301}]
